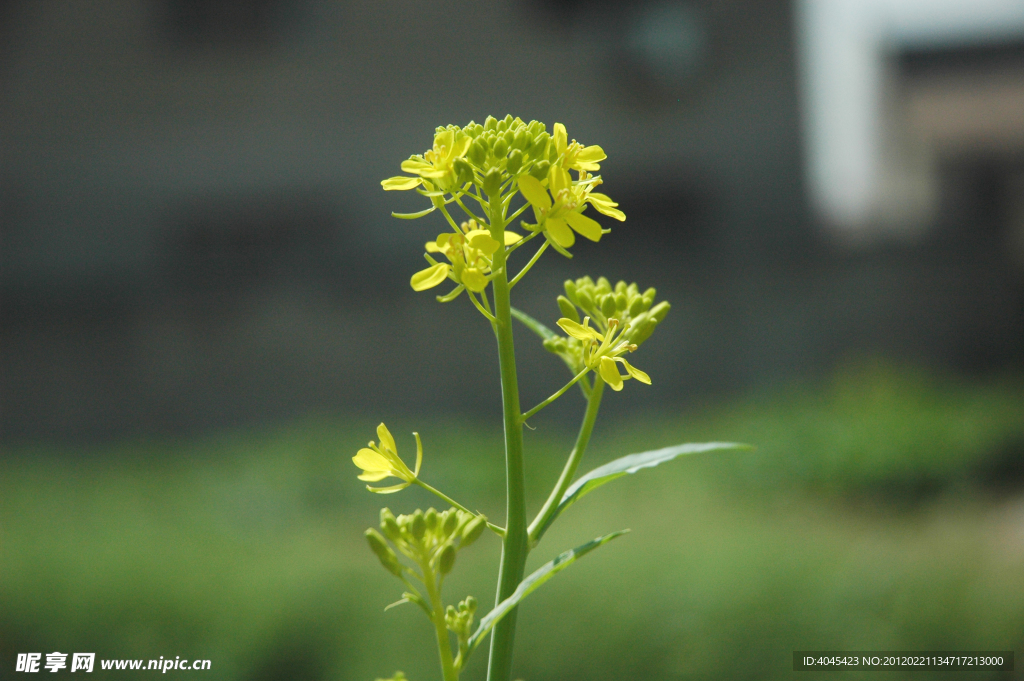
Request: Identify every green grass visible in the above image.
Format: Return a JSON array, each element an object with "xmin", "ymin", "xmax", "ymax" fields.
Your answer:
[{"xmin": 1, "ymin": 364, "xmax": 1022, "ymax": 680}]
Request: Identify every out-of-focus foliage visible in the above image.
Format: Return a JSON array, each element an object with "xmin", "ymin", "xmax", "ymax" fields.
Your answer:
[{"xmin": 1, "ymin": 363, "xmax": 1021, "ymax": 680}]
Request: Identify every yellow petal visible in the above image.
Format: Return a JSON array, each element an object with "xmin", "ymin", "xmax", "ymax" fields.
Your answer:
[
  {"xmin": 620, "ymin": 359, "xmax": 651, "ymax": 384},
  {"xmin": 376, "ymin": 423, "xmax": 397, "ymax": 456},
  {"xmin": 503, "ymin": 231, "xmax": 523, "ymax": 245},
  {"xmin": 545, "ymin": 217, "xmax": 575, "ymax": 248},
  {"xmin": 557, "ymin": 318, "xmax": 602, "ymax": 342},
  {"xmin": 358, "ymin": 470, "xmax": 391, "ymax": 482},
  {"xmin": 382, "ymin": 176, "xmax": 422, "ymax": 191},
  {"xmin": 600, "ymin": 356, "xmax": 624, "ymax": 391},
  {"xmin": 553, "ymin": 122, "xmax": 567, "ymax": 157},
  {"xmin": 517, "ymin": 175, "xmax": 552, "ymax": 211},
  {"xmin": 411, "ymin": 263, "xmax": 451, "ymax": 291},
  {"xmin": 588, "ymin": 192, "xmax": 618, "ymax": 207},
  {"xmin": 590, "ymin": 199, "xmax": 626, "ymax": 222},
  {"xmin": 548, "ymin": 165, "xmax": 571, "ymax": 195},
  {"xmin": 413, "ymin": 432, "xmax": 423, "ymax": 477},
  {"xmin": 434, "ymin": 128, "xmax": 454, "ymax": 153},
  {"xmin": 353, "ymin": 448, "xmax": 392, "ymax": 475},
  {"xmin": 401, "ymin": 159, "xmax": 433, "ymax": 175},
  {"xmin": 451, "ymin": 134, "xmax": 472, "ymax": 159},
  {"xmin": 425, "ymin": 241, "xmax": 442, "ymax": 253},
  {"xmin": 466, "ymin": 230, "xmax": 500, "ymax": 255},
  {"xmin": 576, "ymin": 145, "xmax": 607, "ymax": 164},
  {"xmin": 461, "ymin": 268, "xmax": 488, "ymax": 292},
  {"xmin": 564, "ymin": 211, "xmax": 603, "ymax": 242}
]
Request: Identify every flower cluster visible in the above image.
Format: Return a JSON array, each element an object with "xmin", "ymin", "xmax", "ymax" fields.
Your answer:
[
  {"xmin": 382, "ymin": 116, "xmax": 626, "ymax": 271},
  {"xmin": 368, "ymin": 507, "xmax": 487, "ymax": 581},
  {"xmin": 543, "ymin": 277, "xmax": 671, "ymax": 391}
]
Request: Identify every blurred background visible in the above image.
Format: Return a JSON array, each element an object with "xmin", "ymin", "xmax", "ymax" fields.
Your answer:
[{"xmin": 1, "ymin": 0, "xmax": 1022, "ymax": 679}]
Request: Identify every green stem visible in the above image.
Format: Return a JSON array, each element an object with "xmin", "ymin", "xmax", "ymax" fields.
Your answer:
[
  {"xmin": 413, "ymin": 478, "xmax": 506, "ymax": 537},
  {"xmin": 422, "ymin": 563, "xmax": 459, "ymax": 681},
  {"xmin": 527, "ymin": 377, "xmax": 605, "ymax": 547},
  {"xmin": 508, "ymin": 241, "xmax": 549, "ymax": 289},
  {"xmin": 485, "ymin": 193, "xmax": 528, "ymax": 681},
  {"xmin": 520, "ymin": 366, "xmax": 592, "ymax": 423}
]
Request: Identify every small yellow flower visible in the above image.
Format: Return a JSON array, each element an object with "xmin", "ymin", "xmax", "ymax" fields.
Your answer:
[
  {"xmin": 552, "ymin": 122, "xmax": 607, "ymax": 173},
  {"xmin": 556, "ymin": 315, "xmax": 651, "ymax": 392},
  {"xmin": 410, "ymin": 220, "xmax": 521, "ymax": 295},
  {"xmin": 352, "ymin": 423, "xmax": 423, "ymax": 494},
  {"xmin": 382, "ymin": 127, "xmax": 473, "ymax": 193},
  {"xmin": 517, "ymin": 166, "xmax": 603, "ymax": 249}
]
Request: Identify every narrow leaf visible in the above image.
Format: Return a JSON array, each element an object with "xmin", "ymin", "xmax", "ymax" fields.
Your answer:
[
  {"xmin": 534, "ymin": 442, "xmax": 752, "ymax": 541},
  {"xmin": 510, "ymin": 307, "xmax": 557, "ymax": 341},
  {"xmin": 465, "ymin": 530, "xmax": 628, "ymax": 655}
]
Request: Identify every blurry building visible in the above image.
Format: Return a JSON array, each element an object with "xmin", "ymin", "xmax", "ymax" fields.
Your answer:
[{"xmin": 1, "ymin": 0, "xmax": 1021, "ymax": 440}]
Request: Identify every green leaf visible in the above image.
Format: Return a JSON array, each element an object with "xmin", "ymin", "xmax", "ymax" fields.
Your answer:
[
  {"xmin": 391, "ymin": 207, "xmax": 436, "ymax": 219},
  {"xmin": 465, "ymin": 531, "xmax": 628, "ymax": 656},
  {"xmin": 509, "ymin": 306, "xmax": 557, "ymax": 341},
  {"xmin": 533, "ymin": 442, "xmax": 752, "ymax": 542}
]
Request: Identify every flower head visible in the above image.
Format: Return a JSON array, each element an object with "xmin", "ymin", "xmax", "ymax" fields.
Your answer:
[
  {"xmin": 353, "ymin": 423, "xmax": 423, "ymax": 493},
  {"xmin": 383, "ymin": 127, "xmax": 473, "ymax": 194},
  {"xmin": 517, "ymin": 166, "xmax": 605, "ymax": 250}
]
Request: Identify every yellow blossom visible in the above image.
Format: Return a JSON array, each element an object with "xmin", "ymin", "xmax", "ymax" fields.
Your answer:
[
  {"xmin": 410, "ymin": 220, "xmax": 521, "ymax": 295},
  {"xmin": 352, "ymin": 423, "xmax": 423, "ymax": 493},
  {"xmin": 517, "ymin": 166, "xmax": 603, "ymax": 249},
  {"xmin": 382, "ymin": 127, "xmax": 473, "ymax": 193}
]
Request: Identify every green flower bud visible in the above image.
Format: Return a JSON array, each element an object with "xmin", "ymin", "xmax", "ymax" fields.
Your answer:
[
  {"xmin": 446, "ymin": 604, "xmax": 457, "ymax": 620},
  {"xmin": 615, "ymin": 281, "xmax": 627, "ymax": 294},
  {"xmin": 532, "ymin": 132, "xmax": 550, "ymax": 158},
  {"xmin": 596, "ymin": 277, "xmax": 612, "ymax": 295},
  {"xmin": 496, "ymin": 118, "xmax": 508, "ymax": 133},
  {"xmin": 547, "ymin": 142, "xmax": 558, "ymax": 163},
  {"xmin": 380, "ymin": 508, "xmax": 401, "ymax": 542},
  {"xmin": 529, "ymin": 160, "xmax": 550, "ymax": 180},
  {"xmin": 628, "ymin": 295, "xmax": 644, "ymax": 317},
  {"xmin": 564, "ymin": 279, "xmax": 579, "ymax": 305},
  {"xmin": 629, "ymin": 318, "xmax": 657, "ymax": 346},
  {"xmin": 649, "ymin": 300, "xmax": 671, "ymax": 323},
  {"xmin": 506, "ymin": 149, "xmax": 523, "ymax": 174},
  {"xmin": 614, "ymin": 292, "xmax": 628, "ymax": 311},
  {"xmin": 411, "ymin": 510, "xmax": 426, "ymax": 541},
  {"xmin": 503, "ymin": 113, "xmax": 513, "ymax": 128},
  {"xmin": 453, "ymin": 157, "xmax": 474, "ymax": 185},
  {"xmin": 502, "ymin": 129, "xmax": 515, "ymax": 147},
  {"xmin": 557, "ymin": 296, "xmax": 580, "ymax": 324},
  {"xmin": 484, "ymin": 115, "xmax": 497, "ymax": 132},
  {"xmin": 425, "ymin": 508, "xmax": 438, "ymax": 533},
  {"xmin": 483, "ymin": 167, "xmax": 503, "ymax": 198},
  {"xmin": 365, "ymin": 528, "xmax": 402, "ymax": 577},
  {"xmin": 492, "ymin": 137, "xmax": 509, "ymax": 159},
  {"xmin": 438, "ymin": 543, "xmax": 456, "ymax": 575},
  {"xmin": 527, "ymin": 120, "xmax": 545, "ymax": 135},
  {"xmin": 460, "ymin": 515, "xmax": 487, "ymax": 548},
  {"xmin": 627, "ymin": 282, "xmax": 639, "ymax": 297},
  {"xmin": 642, "ymin": 287, "xmax": 656, "ymax": 301},
  {"xmin": 577, "ymin": 288, "xmax": 594, "ymax": 311},
  {"xmin": 600, "ymin": 293, "xmax": 617, "ymax": 317},
  {"xmin": 512, "ymin": 128, "xmax": 528, "ymax": 151},
  {"xmin": 465, "ymin": 596, "xmax": 478, "ymax": 613},
  {"xmin": 442, "ymin": 510, "xmax": 458, "ymax": 537}
]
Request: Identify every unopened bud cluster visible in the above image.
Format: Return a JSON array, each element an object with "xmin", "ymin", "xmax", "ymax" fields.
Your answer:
[
  {"xmin": 560, "ymin": 276, "xmax": 670, "ymax": 344},
  {"xmin": 445, "ymin": 596, "xmax": 479, "ymax": 652},
  {"xmin": 366, "ymin": 507, "xmax": 487, "ymax": 580}
]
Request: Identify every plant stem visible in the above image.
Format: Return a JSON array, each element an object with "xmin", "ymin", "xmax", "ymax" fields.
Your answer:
[
  {"xmin": 527, "ymin": 376, "xmax": 605, "ymax": 546},
  {"xmin": 485, "ymin": 193, "xmax": 528, "ymax": 681},
  {"xmin": 422, "ymin": 564, "xmax": 459, "ymax": 681}
]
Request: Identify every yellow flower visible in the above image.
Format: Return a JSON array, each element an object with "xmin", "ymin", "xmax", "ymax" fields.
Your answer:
[
  {"xmin": 382, "ymin": 127, "xmax": 473, "ymax": 193},
  {"xmin": 352, "ymin": 423, "xmax": 423, "ymax": 494},
  {"xmin": 517, "ymin": 166, "xmax": 603, "ymax": 249},
  {"xmin": 556, "ymin": 315, "xmax": 651, "ymax": 392},
  {"xmin": 552, "ymin": 122, "xmax": 607, "ymax": 173},
  {"xmin": 410, "ymin": 220, "xmax": 521, "ymax": 295}
]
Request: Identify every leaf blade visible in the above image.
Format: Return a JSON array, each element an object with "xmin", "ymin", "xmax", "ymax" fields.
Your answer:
[
  {"xmin": 534, "ymin": 442, "xmax": 752, "ymax": 541},
  {"xmin": 510, "ymin": 306, "xmax": 557, "ymax": 341},
  {"xmin": 465, "ymin": 530, "xmax": 628, "ymax": 655}
]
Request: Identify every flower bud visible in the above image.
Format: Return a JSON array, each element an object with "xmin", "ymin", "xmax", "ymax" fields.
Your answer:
[
  {"xmin": 529, "ymin": 160, "xmax": 550, "ymax": 180},
  {"xmin": 614, "ymin": 292, "xmax": 628, "ymax": 311},
  {"xmin": 425, "ymin": 508, "xmax": 438, "ymax": 533},
  {"xmin": 438, "ymin": 543, "xmax": 456, "ymax": 575},
  {"xmin": 492, "ymin": 137, "xmax": 509, "ymax": 159},
  {"xmin": 496, "ymin": 118, "xmax": 508, "ymax": 133},
  {"xmin": 484, "ymin": 115, "xmax": 497, "ymax": 132},
  {"xmin": 527, "ymin": 120, "xmax": 545, "ymax": 135},
  {"xmin": 453, "ymin": 157, "xmax": 474, "ymax": 185},
  {"xmin": 380, "ymin": 508, "xmax": 401, "ymax": 542},
  {"xmin": 563, "ymin": 279, "xmax": 579, "ymax": 304},
  {"xmin": 577, "ymin": 288, "xmax": 594, "ymax": 311},
  {"xmin": 442, "ymin": 510, "xmax": 458, "ymax": 537},
  {"xmin": 615, "ymin": 281, "xmax": 627, "ymax": 294},
  {"xmin": 465, "ymin": 596, "xmax": 478, "ymax": 613},
  {"xmin": 411, "ymin": 510, "xmax": 426, "ymax": 541},
  {"xmin": 506, "ymin": 149, "xmax": 523, "ymax": 174},
  {"xmin": 596, "ymin": 277, "xmax": 612, "ymax": 295},
  {"xmin": 600, "ymin": 293, "xmax": 617, "ymax": 317},
  {"xmin": 460, "ymin": 516, "xmax": 487, "ymax": 548},
  {"xmin": 365, "ymin": 528, "xmax": 402, "ymax": 576},
  {"xmin": 483, "ymin": 167, "xmax": 503, "ymax": 198},
  {"xmin": 557, "ymin": 296, "xmax": 580, "ymax": 324},
  {"xmin": 628, "ymin": 295, "xmax": 644, "ymax": 317},
  {"xmin": 503, "ymin": 114, "xmax": 514, "ymax": 127},
  {"xmin": 502, "ymin": 129, "xmax": 515, "ymax": 147},
  {"xmin": 649, "ymin": 300, "xmax": 671, "ymax": 323},
  {"xmin": 512, "ymin": 129, "xmax": 528, "ymax": 151},
  {"xmin": 532, "ymin": 132, "xmax": 550, "ymax": 158}
]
